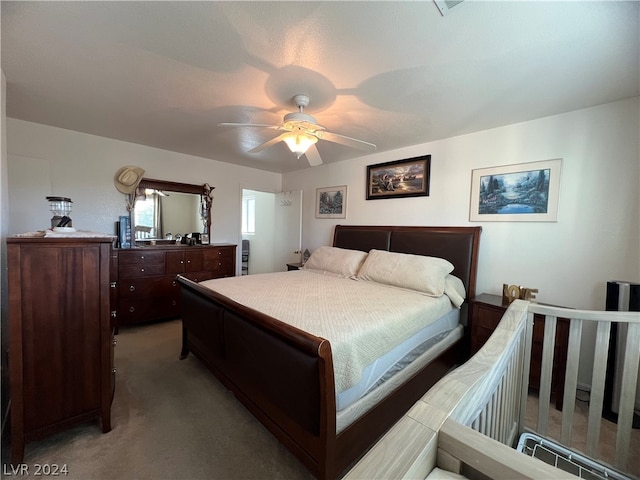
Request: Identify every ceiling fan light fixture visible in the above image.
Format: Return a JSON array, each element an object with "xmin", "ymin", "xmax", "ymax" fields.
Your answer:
[{"xmin": 283, "ymin": 133, "xmax": 317, "ymax": 159}]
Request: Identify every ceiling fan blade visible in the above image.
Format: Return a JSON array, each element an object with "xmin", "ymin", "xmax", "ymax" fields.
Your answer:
[
  {"xmin": 248, "ymin": 132, "xmax": 290, "ymax": 153},
  {"xmin": 305, "ymin": 144, "xmax": 323, "ymax": 166},
  {"xmin": 219, "ymin": 122, "xmax": 281, "ymax": 130},
  {"xmin": 316, "ymin": 130, "xmax": 376, "ymax": 151}
]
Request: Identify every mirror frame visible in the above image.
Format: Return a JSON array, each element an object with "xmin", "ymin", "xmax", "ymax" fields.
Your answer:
[{"xmin": 134, "ymin": 178, "xmax": 212, "ymax": 239}]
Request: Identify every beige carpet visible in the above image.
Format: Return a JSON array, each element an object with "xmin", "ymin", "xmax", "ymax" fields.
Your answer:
[
  {"xmin": 4, "ymin": 319, "xmax": 313, "ymax": 480},
  {"xmin": 5, "ymin": 319, "xmax": 638, "ymax": 479}
]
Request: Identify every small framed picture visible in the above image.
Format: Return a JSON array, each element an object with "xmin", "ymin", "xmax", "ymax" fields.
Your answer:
[
  {"xmin": 316, "ymin": 185, "xmax": 347, "ymax": 219},
  {"xmin": 200, "ymin": 233, "xmax": 210, "ymax": 245},
  {"xmin": 469, "ymin": 158, "xmax": 562, "ymax": 222},
  {"xmin": 366, "ymin": 155, "xmax": 430, "ymax": 200}
]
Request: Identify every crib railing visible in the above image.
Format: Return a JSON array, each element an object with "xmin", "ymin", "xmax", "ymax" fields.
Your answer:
[
  {"xmin": 345, "ymin": 299, "xmax": 539, "ymax": 479},
  {"xmin": 526, "ymin": 303, "xmax": 640, "ymax": 474},
  {"xmin": 345, "ymin": 299, "xmax": 640, "ymax": 479}
]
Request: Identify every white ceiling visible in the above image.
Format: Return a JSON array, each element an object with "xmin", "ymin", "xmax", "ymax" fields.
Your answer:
[{"xmin": 2, "ymin": 1, "xmax": 638, "ymax": 174}]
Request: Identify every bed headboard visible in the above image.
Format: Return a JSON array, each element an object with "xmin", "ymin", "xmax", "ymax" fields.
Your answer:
[{"xmin": 333, "ymin": 225, "xmax": 482, "ymax": 300}]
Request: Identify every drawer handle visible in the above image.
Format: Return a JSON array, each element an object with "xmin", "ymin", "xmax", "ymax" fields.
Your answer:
[
  {"xmin": 110, "ymin": 282, "xmax": 117, "ymax": 289},
  {"xmin": 110, "ymin": 311, "xmax": 117, "ymax": 318},
  {"xmin": 180, "ymin": 260, "xmax": 184, "ymax": 264},
  {"xmin": 113, "ymin": 339, "xmax": 118, "ymax": 347},
  {"xmin": 129, "ymin": 285, "xmax": 135, "ymax": 292},
  {"xmin": 172, "ymin": 280, "xmax": 177, "ymax": 286},
  {"xmin": 187, "ymin": 260, "xmax": 191, "ymax": 264},
  {"xmin": 140, "ymin": 268, "xmax": 145, "ymax": 272},
  {"xmin": 112, "ymin": 368, "xmax": 117, "ymax": 374},
  {"xmin": 129, "ymin": 306, "xmax": 135, "ymax": 313},
  {"xmin": 140, "ymin": 255, "xmax": 145, "ymax": 260}
]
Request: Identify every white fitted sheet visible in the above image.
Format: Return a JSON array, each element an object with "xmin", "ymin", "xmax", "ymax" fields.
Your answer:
[
  {"xmin": 336, "ymin": 307, "xmax": 460, "ymax": 411},
  {"xmin": 336, "ymin": 325, "xmax": 463, "ymax": 433}
]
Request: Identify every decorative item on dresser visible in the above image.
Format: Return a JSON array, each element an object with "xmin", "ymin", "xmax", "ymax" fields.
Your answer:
[
  {"xmin": 7, "ymin": 236, "xmax": 115, "ymax": 464},
  {"xmin": 470, "ymin": 293, "xmax": 570, "ymax": 409},
  {"xmin": 115, "ymin": 244, "xmax": 236, "ymax": 326}
]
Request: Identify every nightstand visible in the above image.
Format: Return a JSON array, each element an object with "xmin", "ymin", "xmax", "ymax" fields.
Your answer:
[
  {"xmin": 286, "ymin": 262, "xmax": 303, "ymax": 271},
  {"xmin": 470, "ymin": 293, "xmax": 570, "ymax": 409}
]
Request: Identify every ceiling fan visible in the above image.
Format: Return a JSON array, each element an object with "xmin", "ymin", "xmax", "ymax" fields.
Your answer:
[{"xmin": 220, "ymin": 94, "xmax": 376, "ymax": 166}]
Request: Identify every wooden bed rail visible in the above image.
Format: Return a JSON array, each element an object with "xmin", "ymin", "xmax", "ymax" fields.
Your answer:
[{"xmin": 345, "ymin": 300, "xmax": 640, "ymax": 479}]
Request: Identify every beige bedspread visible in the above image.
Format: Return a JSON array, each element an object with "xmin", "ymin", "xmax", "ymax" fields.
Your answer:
[{"xmin": 198, "ymin": 270, "xmax": 456, "ymax": 394}]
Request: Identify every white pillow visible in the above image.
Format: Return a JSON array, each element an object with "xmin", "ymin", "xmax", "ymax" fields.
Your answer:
[
  {"xmin": 444, "ymin": 274, "xmax": 466, "ymax": 308},
  {"xmin": 356, "ymin": 249, "xmax": 454, "ymax": 296},
  {"xmin": 302, "ymin": 246, "xmax": 368, "ymax": 278}
]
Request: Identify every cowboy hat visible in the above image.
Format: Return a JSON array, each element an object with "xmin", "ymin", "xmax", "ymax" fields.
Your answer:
[{"xmin": 114, "ymin": 166, "xmax": 145, "ymax": 194}]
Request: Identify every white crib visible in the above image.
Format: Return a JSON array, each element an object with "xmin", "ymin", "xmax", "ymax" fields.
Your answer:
[{"xmin": 345, "ymin": 299, "xmax": 640, "ymax": 479}]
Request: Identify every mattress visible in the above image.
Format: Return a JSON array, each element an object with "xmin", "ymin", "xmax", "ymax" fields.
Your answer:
[
  {"xmin": 336, "ymin": 307, "xmax": 460, "ymax": 411},
  {"xmin": 336, "ymin": 325, "xmax": 463, "ymax": 433},
  {"xmin": 198, "ymin": 270, "xmax": 460, "ymax": 395}
]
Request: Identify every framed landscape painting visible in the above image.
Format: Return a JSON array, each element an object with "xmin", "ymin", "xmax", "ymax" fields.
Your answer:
[
  {"xmin": 316, "ymin": 185, "xmax": 347, "ymax": 219},
  {"xmin": 469, "ymin": 159, "xmax": 562, "ymax": 222},
  {"xmin": 366, "ymin": 155, "xmax": 430, "ymax": 200}
]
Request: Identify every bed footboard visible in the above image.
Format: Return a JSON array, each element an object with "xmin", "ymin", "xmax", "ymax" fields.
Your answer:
[{"xmin": 178, "ymin": 275, "xmax": 337, "ymax": 479}]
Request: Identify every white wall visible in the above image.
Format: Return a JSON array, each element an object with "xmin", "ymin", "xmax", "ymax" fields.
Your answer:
[
  {"xmin": 6, "ymin": 98, "xmax": 639, "ymax": 389},
  {"xmin": 284, "ymin": 98, "xmax": 640, "ymax": 310},
  {"xmin": 284, "ymin": 98, "xmax": 640, "ymax": 388},
  {"xmin": 6, "ymin": 119, "xmax": 282, "ymax": 259}
]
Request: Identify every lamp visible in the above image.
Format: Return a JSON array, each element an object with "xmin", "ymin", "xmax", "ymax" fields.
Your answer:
[
  {"xmin": 283, "ymin": 133, "xmax": 317, "ymax": 159},
  {"xmin": 46, "ymin": 196, "xmax": 73, "ymax": 228}
]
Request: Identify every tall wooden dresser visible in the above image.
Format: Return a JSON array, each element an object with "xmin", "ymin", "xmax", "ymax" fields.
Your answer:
[
  {"xmin": 115, "ymin": 244, "xmax": 236, "ymax": 326},
  {"xmin": 7, "ymin": 236, "xmax": 115, "ymax": 464}
]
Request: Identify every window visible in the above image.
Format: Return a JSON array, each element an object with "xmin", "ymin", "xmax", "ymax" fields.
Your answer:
[
  {"xmin": 134, "ymin": 195, "xmax": 156, "ymax": 238},
  {"xmin": 134, "ymin": 189, "xmax": 163, "ymax": 238},
  {"xmin": 242, "ymin": 195, "xmax": 255, "ymax": 234}
]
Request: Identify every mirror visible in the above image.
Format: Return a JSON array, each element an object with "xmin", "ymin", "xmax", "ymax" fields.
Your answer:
[{"xmin": 132, "ymin": 178, "xmax": 213, "ymax": 245}]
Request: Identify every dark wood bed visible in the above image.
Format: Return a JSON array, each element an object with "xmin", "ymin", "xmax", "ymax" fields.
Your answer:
[{"xmin": 176, "ymin": 225, "xmax": 481, "ymax": 479}]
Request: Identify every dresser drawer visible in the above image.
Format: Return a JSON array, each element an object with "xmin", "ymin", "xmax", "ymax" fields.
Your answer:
[
  {"xmin": 205, "ymin": 256, "xmax": 234, "ymax": 274},
  {"xmin": 118, "ymin": 275, "xmax": 180, "ymax": 298},
  {"xmin": 474, "ymin": 306, "xmax": 503, "ymax": 329},
  {"xmin": 118, "ymin": 250, "xmax": 165, "ymax": 265},
  {"xmin": 166, "ymin": 250, "xmax": 206, "ymax": 274},
  {"xmin": 203, "ymin": 247, "xmax": 233, "ymax": 270},
  {"xmin": 218, "ymin": 258, "xmax": 235, "ymax": 276},
  {"xmin": 119, "ymin": 263, "xmax": 166, "ymax": 278},
  {"xmin": 118, "ymin": 297, "xmax": 180, "ymax": 324},
  {"xmin": 115, "ymin": 244, "xmax": 236, "ymax": 325}
]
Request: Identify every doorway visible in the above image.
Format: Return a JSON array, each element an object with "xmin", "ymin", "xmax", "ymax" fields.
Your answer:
[{"xmin": 241, "ymin": 189, "xmax": 302, "ymax": 274}]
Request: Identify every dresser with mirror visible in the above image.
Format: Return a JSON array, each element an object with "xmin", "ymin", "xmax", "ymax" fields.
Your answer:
[{"xmin": 115, "ymin": 178, "xmax": 236, "ymax": 327}]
